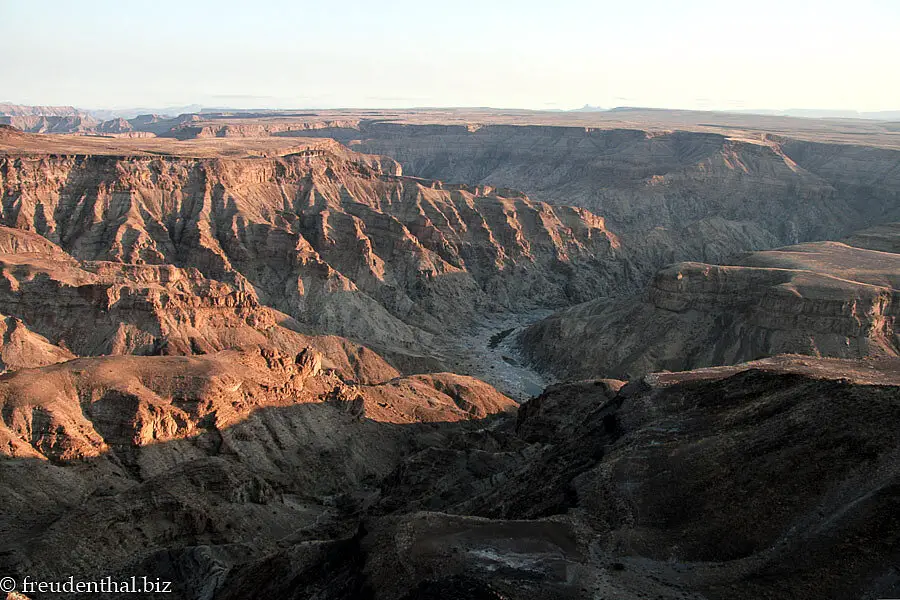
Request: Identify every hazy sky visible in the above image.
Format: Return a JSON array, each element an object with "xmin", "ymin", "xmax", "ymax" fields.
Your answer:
[{"xmin": 1, "ymin": 0, "xmax": 898, "ymax": 111}]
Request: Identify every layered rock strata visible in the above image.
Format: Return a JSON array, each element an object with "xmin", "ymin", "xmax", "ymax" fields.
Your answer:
[
  {"xmin": 519, "ymin": 228, "xmax": 900, "ymax": 380},
  {"xmin": 0, "ymin": 148, "xmax": 633, "ymax": 366}
]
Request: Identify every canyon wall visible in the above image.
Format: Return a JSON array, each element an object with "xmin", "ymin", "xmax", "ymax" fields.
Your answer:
[
  {"xmin": 519, "ymin": 228, "xmax": 900, "ymax": 380},
  {"xmin": 0, "ymin": 146, "xmax": 634, "ymax": 369},
  {"xmin": 301, "ymin": 123, "xmax": 900, "ymax": 268}
]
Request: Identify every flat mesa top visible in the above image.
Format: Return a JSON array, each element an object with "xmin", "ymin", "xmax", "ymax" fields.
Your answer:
[
  {"xmin": 0, "ymin": 128, "xmax": 340, "ymax": 158},
  {"xmin": 1, "ymin": 107, "xmax": 899, "ymax": 155},
  {"xmin": 651, "ymin": 355, "xmax": 900, "ymax": 387}
]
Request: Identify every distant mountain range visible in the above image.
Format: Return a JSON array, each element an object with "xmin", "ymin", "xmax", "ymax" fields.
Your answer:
[
  {"xmin": 568, "ymin": 104, "xmax": 606, "ymax": 112},
  {"xmin": 0, "ymin": 102, "xmax": 90, "ymax": 117},
  {"xmin": 594, "ymin": 105, "xmax": 900, "ymax": 121},
  {"xmin": 0, "ymin": 102, "xmax": 900, "ymax": 122},
  {"xmin": 86, "ymin": 104, "xmax": 205, "ymax": 120},
  {"xmin": 733, "ymin": 108, "xmax": 900, "ymax": 120}
]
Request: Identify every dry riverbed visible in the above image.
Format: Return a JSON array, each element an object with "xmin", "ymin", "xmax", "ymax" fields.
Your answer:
[{"xmin": 440, "ymin": 310, "xmax": 554, "ymax": 401}]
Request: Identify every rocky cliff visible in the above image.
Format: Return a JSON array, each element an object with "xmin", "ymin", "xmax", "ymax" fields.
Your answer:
[
  {"xmin": 0, "ymin": 104, "xmax": 98, "ymax": 134},
  {"xmin": 0, "ymin": 115, "xmax": 99, "ymax": 134},
  {"xmin": 0, "ymin": 103, "xmax": 87, "ymax": 118},
  {"xmin": 0, "ymin": 313, "xmax": 74, "ymax": 373},
  {"xmin": 519, "ymin": 226, "xmax": 900, "ymax": 380},
  {"xmin": 0, "ymin": 226, "xmax": 416, "ymax": 387},
  {"xmin": 304, "ymin": 123, "xmax": 900, "ymax": 269},
  {"xmin": 13, "ymin": 113, "xmax": 899, "ymax": 275},
  {"xmin": 169, "ymin": 119, "xmax": 361, "ymax": 140},
  {"xmin": 0, "ymin": 146, "xmax": 634, "ymax": 369}
]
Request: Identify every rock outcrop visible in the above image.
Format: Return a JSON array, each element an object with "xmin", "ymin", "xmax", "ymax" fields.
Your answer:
[
  {"xmin": 0, "ymin": 347, "xmax": 516, "ymax": 592},
  {"xmin": 0, "ymin": 226, "xmax": 406, "ymax": 383},
  {"xmin": 0, "ymin": 239, "xmax": 277, "ymax": 358},
  {"xmin": 0, "ymin": 347, "xmax": 515, "ymax": 462},
  {"xmin": 0, "ymin": 313, "xmax": 74, "ymax": 373},
  {"xmin": 519, "ymin": 226, "xmax": 900, "ymax": 380}
]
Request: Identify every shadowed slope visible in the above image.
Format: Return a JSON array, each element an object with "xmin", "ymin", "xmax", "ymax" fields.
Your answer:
[
  {"xmin": 1, "ymin": 356, "xmax": 887, "ymax": 599},
  {"xmin": 0, "ymin": 347, "xmax": 514, "ymax": 596},
  {"xmin": 354, "ymin": 356, "xmax": 900, "ymax": 600}
]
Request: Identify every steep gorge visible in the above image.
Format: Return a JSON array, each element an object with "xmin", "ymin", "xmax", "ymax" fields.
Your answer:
[
  {"xmin": 0, "ymin": 145, "xmax": 633, "ymax": 374},
  {"xmin": 300, "ymin": 123, "xmax": 900, "ymax": 269}
]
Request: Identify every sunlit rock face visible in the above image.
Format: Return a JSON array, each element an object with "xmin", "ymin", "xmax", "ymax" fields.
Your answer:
[{"xmin": 0, "ymin": 148, "xmax": 635, "ymax": 366}]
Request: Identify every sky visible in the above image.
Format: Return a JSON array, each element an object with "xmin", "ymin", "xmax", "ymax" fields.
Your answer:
[{"xmin": 1, "ymin": 0, "xmax": 898, "ymax": 112}]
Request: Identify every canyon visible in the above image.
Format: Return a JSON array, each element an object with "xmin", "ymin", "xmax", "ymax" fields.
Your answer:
[
  {"xmin": 0, "ymin": 131, "xmax": 632, "ymax": 379},
  {"xmin": 303, "ymin": 120, "xmax": 900, "ymax": 274},
  {"xmin": 0, "ymin": 107, "xmax": 898, "ymax": 599}
]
